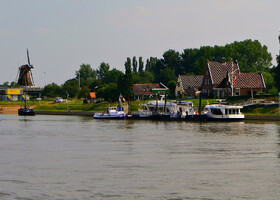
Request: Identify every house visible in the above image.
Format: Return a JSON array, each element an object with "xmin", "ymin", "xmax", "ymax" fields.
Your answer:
[
  {"xmin": 133, "ymin": 83, "xmax": 168, "ymax": 100},
  {"xmin": 201, "ymin": 61, "xmax": 266, "ymax": 98},
  {"xmin": 175, "ymin": 75, "xmax": 203, "ymax": 98},
  {"xmin": 0, "ymin": 87, "xmax": 43, "ymax": 101}
]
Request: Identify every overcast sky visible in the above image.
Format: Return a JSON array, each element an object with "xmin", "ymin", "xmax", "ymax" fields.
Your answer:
[{"xmin": 1, "ymin": 0, "xmax": 279, "ymax": 87}]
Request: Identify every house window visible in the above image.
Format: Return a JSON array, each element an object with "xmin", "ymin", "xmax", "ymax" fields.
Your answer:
[
  {"xmin": 235, "ymin": 88, "xmax": 240, "ymax": 96},
  {"xmin": 207, "ymin": 79, "xmax": 210, "ymax": 85},
  {"xmin": 206, "ymin": 71, "xmax": 208, "ymax": 75},
  {"xmin": 205, "ymin": 79, "xmax": 208, "ymax": 85},
  {"xmin": 177, "ymin": 81, "xmax": 180, "ymax": 87}
]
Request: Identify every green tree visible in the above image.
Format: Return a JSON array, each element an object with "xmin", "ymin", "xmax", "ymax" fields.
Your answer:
[
  {"xmin": 132, "ymin": 56, "xmax": 137, "ymax": 73},
  {"xmin": 224, "ymin": 40, "xmax": 272, "ymax": 72},
  {"xmin": 163, "ymin": 49, "xmax": 182, "ymax": 75},
  {"xmin": 62, "ymin": 79, "xmax": 79, "ymax": 98},
  {"xmin": 145, "ymin": 58, "xmax": 150, "ymax": 71},
  {"xmin": 76, "ymin": 64, "xmax": 96, "ymax": 88},
  {"xmin": 181, "ymin": 39, "xmax": 272, "ymax": 75},
  {"xmin": 262, "ymin": 71, "xmax": 274, "ymax": 92},
  {"xmin": 167, "ymin": 80, "xmax": 177, "ymax": 98},
  {"xmin": 99, "ymin": 83, "xmax": 119, "ymax": 102},
  {"xmin": 103, "ymin": 68, "xmax": 124, "ymax": 84},
  {"xmin": 138, "ymin": 57, "xmax": 144, "ymax": 73},
  {"xmin": 42, "ymin": 83, "xmax": 63, "ymax": 98},
  {"xmin": 97, "ymin": 62, "xmax": 110, "ymax": 80},
  {"xmin": 3, "ymin": 82, "xmax": 9, "ymax": 87},
  {"xmin": 275, "ymin": 34, "xmax": 280, "ymax": 92},
  {"xmin": 158, "ymin": 68, "xmax": 177, "ymax": 85},
  {"xmin": 78, "ymin": 86, "xmax": 90, "ymax": 99},
  {"xmin": 122, "ymin": 58, "xmax": 134, "ymax": 99}
]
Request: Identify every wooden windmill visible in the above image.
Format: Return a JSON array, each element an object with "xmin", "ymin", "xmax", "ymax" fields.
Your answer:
[{"xmin": 16, "ymin": 49, "xmax": 35, "ymax": 86}]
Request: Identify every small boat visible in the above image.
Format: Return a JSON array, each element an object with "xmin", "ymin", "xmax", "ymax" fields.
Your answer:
[
  {"xmin": 94, "ymin": 106, "xmax": 126, "ymax": 119},
  {"xmin": 133, "ymin": 99, "xmax": 195, "ymax": 120},
  {"xmin": 204, "ymin": 104, "xmax": 244, "ymax": 121},
  {"xmin": 18, "ymin": 95, "xmax": 35, "ymax": 116},
  {"xmin": 18, "ymin": 107, "xmax": 35, "ymax": 116}
]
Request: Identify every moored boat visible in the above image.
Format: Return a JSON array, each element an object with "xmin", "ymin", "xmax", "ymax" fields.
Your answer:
[
  {"xmin": 93, "ymin": 106, "xmax": 126, "ymax": 119},
  {"xmin": 18, "ymin": 107, "xmax": 35, "ymax": 116},
  {"xmin": 204, "ymin": 104, "xmax": 244, "ymax": 121}
]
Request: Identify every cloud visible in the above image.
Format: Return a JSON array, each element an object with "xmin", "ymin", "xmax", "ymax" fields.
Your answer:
[
  {"xmin": 106, "ymin": 5, "xmax": 151, "ymax": 26},
  {"xmin": 35, "ymin": 27, "xmax": 53, "ymax": 35},
  {"xmin": 135, "ymin": 5, "xmax": 150, "ymax": 14}
]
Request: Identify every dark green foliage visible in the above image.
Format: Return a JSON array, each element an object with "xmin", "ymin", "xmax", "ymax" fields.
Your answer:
[
  {"xmin": 262, "ymin": 71, "xmax": 274, "ymax": 91},
  {"xmin": 132, "ymin": 71, "xmax": 155, "ymax": 84},
  {"xmin": 62, "ymin": 79, "xmax": 79, "ymax": 98},
  {"xmin": 122, "ymin": 58, "xmax": 134, "ymax": 99},
  {"xmin": 145, "ymin": 58, "xmax": 150, "ymax": 71},
  {"xmin": 132, "ymin": 56, "xmax": 137, "ymax": 73},
  {"xmin": 158, "ymin": 68, "xmax": 177, "ymax": 85},
  {"xmin": 275, "ymin": 34, "xmax": 280, "ymax": 92},
  {"xmin": 181, "ymin": 39, "xmax": 272, "ymax": 75},
  {"xmin": 97, "ymin": 62, "xmax": 110, "ymax": 80},
  {"xmin": 76, "ymin": 64, "xmax": 97, "ymax": 88},
  {"xmin": 102, "ymin": 68, "xmax": 124, "ymax": 84},
  {"xmin": 98, "ymin": 83, "xmax": 119, "ymax": 102},
  {"xmin": 138, "ymin": 57, "xmax": 144, "ymax": 73},
  {"xmin": 0, "ymin": 81, "xmax": 20, "ymax": 87},
  {"xmin": 163, "ymin": 49, "xmax": 183, "ymax": 75},
  {"xmin": 167, "ymin": 80, "xmax": 176, "ymax": 98},
  {"xmin": 78, "ymin": 86, "xmax": 90, "ymax": 99},
  {"xmin": 42, "ymin": 83, "xmax": 63, "ymax": 98}
]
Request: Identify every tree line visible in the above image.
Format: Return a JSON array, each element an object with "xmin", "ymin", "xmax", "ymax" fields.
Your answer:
[{"xmin": 3, "ymin": 38, "xmax": 278, "ymax": 101}]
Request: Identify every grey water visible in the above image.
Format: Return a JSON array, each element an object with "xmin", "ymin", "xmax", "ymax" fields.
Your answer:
[{"xmin": 0, "ymin": 114, "xmax": 280, "ymax": 200}]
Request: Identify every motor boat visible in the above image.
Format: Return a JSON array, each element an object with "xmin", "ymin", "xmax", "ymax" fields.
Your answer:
[
  {"xmin": 204, "ymin": 104, "xmax": 244, "ymax": 121},
  {"xmin": 18, "ymin": 107, "xmax": 35, "ymax": 116},
  {"xmin": 93, "ymin": 106, "xmax": 126, "ymax": 119},
  {"xmin": 134, "ymin": 99, "xmax": 195, "ymax": 120}
]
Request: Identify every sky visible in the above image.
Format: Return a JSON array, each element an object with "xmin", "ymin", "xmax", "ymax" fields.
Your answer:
[{"xmin": 1, "ymin": 0, "xmax": 280, "ymax": 87}]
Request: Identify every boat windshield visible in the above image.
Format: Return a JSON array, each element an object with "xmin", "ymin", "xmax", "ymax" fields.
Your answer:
[{"xmin": 211, "ymin": 108, "xmax": 223, "ymax": 115}]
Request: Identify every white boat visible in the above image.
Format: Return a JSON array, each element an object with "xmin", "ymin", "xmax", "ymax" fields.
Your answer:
[
  {"xmin": 94, "ymin": 106, "xmax": 126, "ymax": 119},
  {"xmin": 135, "ymin": 99, "xmax": 194, "ymax": 119},
  {"xmin": 204, "ymin": 104, "xmax": 244, "ymax": 121}
]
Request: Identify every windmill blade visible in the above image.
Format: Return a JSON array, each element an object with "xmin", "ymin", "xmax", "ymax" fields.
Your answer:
[
  {"xmin": 30, "ymin": 71, "xmax": 35, "ymax": 86},
  {"xmin": 27, "ymin": 48, "xmax": 31, "ymax": 66}
]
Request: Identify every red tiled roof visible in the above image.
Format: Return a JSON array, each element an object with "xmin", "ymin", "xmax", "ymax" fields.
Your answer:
[
  {"xmin": 179, "ymin": 75, "xmax": 203, "ymax": 91},
  {"xmin": 89, "ymin": 92, "xmax": 96, "ymax": 98},
  {"xmin": 208, "ymin": 61, "xmax": 239, "ymax": 85},
  {"xmin": 234, "ymin": 73, "xmax": 265, "ymax": 89},
  {"xmin": 134, "ymin": 83, "xmax": 163, "ymax": 95}
]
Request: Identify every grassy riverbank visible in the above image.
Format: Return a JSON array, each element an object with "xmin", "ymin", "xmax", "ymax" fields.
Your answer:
[{"xmin": 0, "ymin": 99, "xmax": 279, "ymax": 115}]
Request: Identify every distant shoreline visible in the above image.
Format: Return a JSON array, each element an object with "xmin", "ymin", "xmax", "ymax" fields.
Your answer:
[
  {"xmin": 0, "ymin": 105, "xmax": 36, "ymax": 114},
  {"xmin": 1, "ymin": 108, "xmax": 279, "ymax": 121}
]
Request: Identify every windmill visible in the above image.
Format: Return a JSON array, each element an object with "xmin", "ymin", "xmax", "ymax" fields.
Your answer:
[{"xmin": 16, "ymin": 49, "xmax": 35, "ymax": 86}]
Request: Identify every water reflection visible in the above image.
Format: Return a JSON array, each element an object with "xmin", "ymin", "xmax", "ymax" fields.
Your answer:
[{"xmin": 1, "ymin": 114, "xmax": 280, "ymax": 199}]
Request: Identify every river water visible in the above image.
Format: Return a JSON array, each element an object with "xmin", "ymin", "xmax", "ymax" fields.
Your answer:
[{"xmin": 0, "ymin": 114, "xmax": 280, "ymax": 200}]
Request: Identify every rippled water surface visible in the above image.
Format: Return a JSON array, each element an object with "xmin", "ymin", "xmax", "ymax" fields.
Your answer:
[{"xmin": 0, "ymin": 114, "xmax": 280, "ymax": 200}]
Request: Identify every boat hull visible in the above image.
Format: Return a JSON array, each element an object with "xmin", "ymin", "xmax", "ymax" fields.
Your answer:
[
  {"xmin": 93, "ymin": 113, "xmax": 126, "ymax": 119},
  {"xmin": 206, "ymin": 117, "xmax": 245, "ymax": 122},
  {"xmin": 18, "ymin": 108, "xmax": 35, "ymax": 116}
]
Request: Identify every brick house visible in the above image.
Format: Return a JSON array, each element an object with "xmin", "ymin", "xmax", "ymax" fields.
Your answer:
[
  {"xmin": 201, "ymin": 61, "xmax": 266, "ymax": 98},
  {"xmin": 175, "ymin": 75, "xmax": 203, "ymax": 98},
  {"xmin": 133, "ymin": 83, "xmax": 168, "ymax": 100}
]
